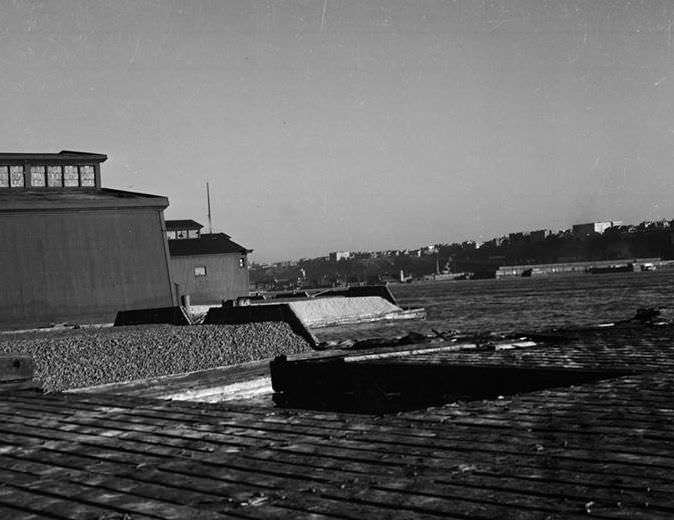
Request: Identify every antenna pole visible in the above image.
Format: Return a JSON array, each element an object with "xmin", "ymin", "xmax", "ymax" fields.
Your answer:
[{"xmin": 206, "ymin": 182, "xmax": 213, "ymax": 234}]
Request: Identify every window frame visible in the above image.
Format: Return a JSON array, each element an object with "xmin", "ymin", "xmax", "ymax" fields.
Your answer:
[
  {"xmin": 30, "ymin": 165, "xmax": 46, "ymax": 187},
  {"xmin": 9, "ymin": 165, "xmax": 25, "ymax": 188},
  {"xmin": 79, "ymin": 165, "xmax": 95, "ymax": 187},
  {"xmin": 0, "ymin": 166, "xmax": 9, "ymax": 188},
  {"xmin": 47, "ymin": 165, "xmax": 64, "ymax": 187},
  {"xmin": 63, "ymin": 165, "xmax": 79, "ymax": 187}
]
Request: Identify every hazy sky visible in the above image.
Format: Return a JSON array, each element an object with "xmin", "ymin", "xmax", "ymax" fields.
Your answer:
[{"xmin": 2, "ymin": 1, "xmax": 674, "ymax": 262}]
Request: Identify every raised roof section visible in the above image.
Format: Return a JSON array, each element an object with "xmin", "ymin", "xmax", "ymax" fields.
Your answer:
[
  {"xmin": 0, "ymin": 150, "xmax": 107, "ymax": 190},
  {"xmin": 165, "ymin": 219, "xmax": 206, "ymax": 240}
]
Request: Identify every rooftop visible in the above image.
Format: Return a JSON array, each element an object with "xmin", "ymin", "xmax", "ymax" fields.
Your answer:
[
  {"xmin": 168, "ymin": 232, "xmax": 251, "ymax": 256},
  {"xmin": 165, "ymin": 219, "xmax": 203, "ymax": 231},
  {"xmin": 0, "ymin": 188, "xmax": 169, "ymax": 211},
  {"xmin": 1, "ymin": 325, "xmax": 674, "ymax": 518},
  {"xmin": 0, "ymin": 150, "xmax": 107, "ymax": 162}
]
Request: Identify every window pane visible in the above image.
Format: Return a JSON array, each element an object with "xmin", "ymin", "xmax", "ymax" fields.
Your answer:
[
  {"xmin": 194, "ymin": 266, "xmax": 207, "ymax": 277},
  {"xmin": 30, "ymin": 166, "xmax": 46, "ymax": 187},
  {"xmin": 0, "ymin": 167, "xmax": 8, "ymax": 188},
  {"xmin": 47, "ymin": 166, "xmax": 63, "ymax": 187},
  {"xmin": 64, "ymin": 165, "xmax": 79, "ymax": 187},
  {"xmin": 188, "ymin": 230, "xmax": 199, "ymax": 239},
  {"xmin": 10, "ymin": 166, "xmax": 24, "ymax": 187},
  {"xmin": 80, "ymin": 165, "xmax": 95, "ymax": 187},
  {"xmin": 166, "ymin": 231, "xmax": 177, "ymax": 240}
]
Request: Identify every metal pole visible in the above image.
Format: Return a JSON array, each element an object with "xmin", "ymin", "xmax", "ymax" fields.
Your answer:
[{"xmin": 207, "ymin": 182, "xmax": 212, "ymax": 234}]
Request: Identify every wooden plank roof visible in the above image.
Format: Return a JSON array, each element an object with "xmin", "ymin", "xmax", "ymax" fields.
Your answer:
[{"xmin": 2, "ymin": 327, "xmax": 674, "ymax": 518}]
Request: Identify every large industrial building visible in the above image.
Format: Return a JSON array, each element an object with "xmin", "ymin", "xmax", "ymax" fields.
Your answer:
[
  {"xmin": 0, "ymin": 151, "xmax": 176, "ymax": 329},
  {"xmin": 166, "ymin": 219, "xmax": 252, "ymax": 304}
]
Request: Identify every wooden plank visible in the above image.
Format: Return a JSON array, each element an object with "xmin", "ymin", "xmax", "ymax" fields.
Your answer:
[
  {"xmin": 71, "ymin": 358, "xmax": 272, "ymax": 398},
  {"xmin": 315, "ymin": 482, "xmax": 594, "ymax": 520},
  {"xmin": 0, "ymin": 454, "xmax": 289, "ymax": 519},
  {"xmin": 0, "ymin": 481, "xmax": 157, "ymax": 520},
  {"xmin": 431, "ymin": 468, "xmax": 674, "ymax": 515},
  {"xmin": 370, "ymin": 480, "xmax": 672, "ymax": 520},
  {"xmin": 0, "ymin": 466, "xmax": 229, "ymax": 520},
  {"xmin": 0, "ymin": 504, "xmax": 50, "ymax": 520},
  {"xmin": 264, "ymin": 494, "xmax": 431, "ymax": 520}
]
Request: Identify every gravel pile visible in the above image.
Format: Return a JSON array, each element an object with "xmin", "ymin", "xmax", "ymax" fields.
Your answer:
[{"xmin": 0, "ymin": 322, "xmax": 311, "ymax": 392}]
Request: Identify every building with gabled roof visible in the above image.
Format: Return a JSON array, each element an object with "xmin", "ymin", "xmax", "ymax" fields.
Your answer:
[
  {"xmin": 166, "ymin": 220, "xmax": 252, "ymax": 304},
  {"xmin": 0, "ymin": 151, "xmax": 176, "ymax": 328}
]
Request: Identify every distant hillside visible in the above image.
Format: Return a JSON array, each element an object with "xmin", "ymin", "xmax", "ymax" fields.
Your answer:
[{"xmin": 250, "ymin": 220, "xmax": 674, "ymax": 289}]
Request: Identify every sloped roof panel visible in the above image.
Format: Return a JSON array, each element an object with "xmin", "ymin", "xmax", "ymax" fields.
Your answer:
[{"xmin": 168, "ymin": 233, "xmax": 252, "ymax": 256}]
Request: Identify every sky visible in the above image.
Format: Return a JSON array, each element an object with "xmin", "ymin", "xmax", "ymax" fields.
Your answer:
[{"xmin": 2, "ymin": 0, "xmax": 674, "ymax": 262}]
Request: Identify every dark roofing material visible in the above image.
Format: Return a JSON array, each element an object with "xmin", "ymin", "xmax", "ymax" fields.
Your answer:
[
  {"xmin": 165, "ymin": 219, "xmax": 203, "ymax": 230},
  {"xmin": 168, "ymin": 233, "xmax": 251, "ymax": 256},
  {"xmin": 0, "ymin": 188, "xmax": 169, "ymax": 211},
  {"xmin": 0, "ymin": 150, "xmax": 107, "ymax": 162}
]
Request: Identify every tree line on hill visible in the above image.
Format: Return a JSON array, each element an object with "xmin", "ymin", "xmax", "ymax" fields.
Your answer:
[{"xmin": 250, "ymin": 221, "xmax": 674, "ymax": 289}]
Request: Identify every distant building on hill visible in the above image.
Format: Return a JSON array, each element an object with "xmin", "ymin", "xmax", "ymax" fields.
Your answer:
[
  {"xmin": 508, "ymin": 230, "xmax": 552, "ymax": 244},
  {"xmin": 508, "ymin": 232, "xmax": 529, "ymax": 244},
  {"xmin": 166, "ymin": 220, "xmax": 252, "ymax": 304},
  {"xmin": 529, "ymin": 229, "xmax": 552, "ymax": 242},
  {"xmin": 573, "ymin": 221, "xmax": 623, "ymax": 236},
  {"xmin": 484, "ymin": 236, "xmax": 507, "ymax": 248},
  {"xmin": 329, "ymin": 251, "xmax": 351, "ymax": 261},
  {"xmin": 0, "ymin": 150, "xmax": 176, "ymax": 329}
]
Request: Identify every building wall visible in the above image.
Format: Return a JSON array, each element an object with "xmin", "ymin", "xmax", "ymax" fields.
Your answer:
[
  {"xmin": 573, "ymin": 221, "xmax": 623, "ymax": 235},
  {"xmin": 170, "ymin": 253, "xmax": 249, "ymax": 304},
  {"xmin": 329, "ymin": 251, "xmax": 350, "ymax": 261},
  {"xmin": 0, "ymin": 208, "xmax": 175, "ymax": 328},
  {"xmin": 529, "ymin": 229, "xmax": 551, "ymax": 242}
]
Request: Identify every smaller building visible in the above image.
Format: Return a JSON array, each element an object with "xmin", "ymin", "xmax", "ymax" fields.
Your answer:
[
  {"xmin": 573, "ymin": 221, "xmax": 623, "ymax": 236},
  {"xmin": 508, "ymin": 232, "xmax": 529, "ymax": 244},
  {"xmin": 507, "ymin": 230, "xmax": 552, "ymax": 243},
  {"xmin": 166, "ymin": 220, "xmax": 252, "ymax": 304},
  {"xmin": 529, "ymin": 229, "xmax": 552, "ymax": 242},
  {"xmin": 329, "ymin": 251, "xmax": 351, "ymax": 262}
]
